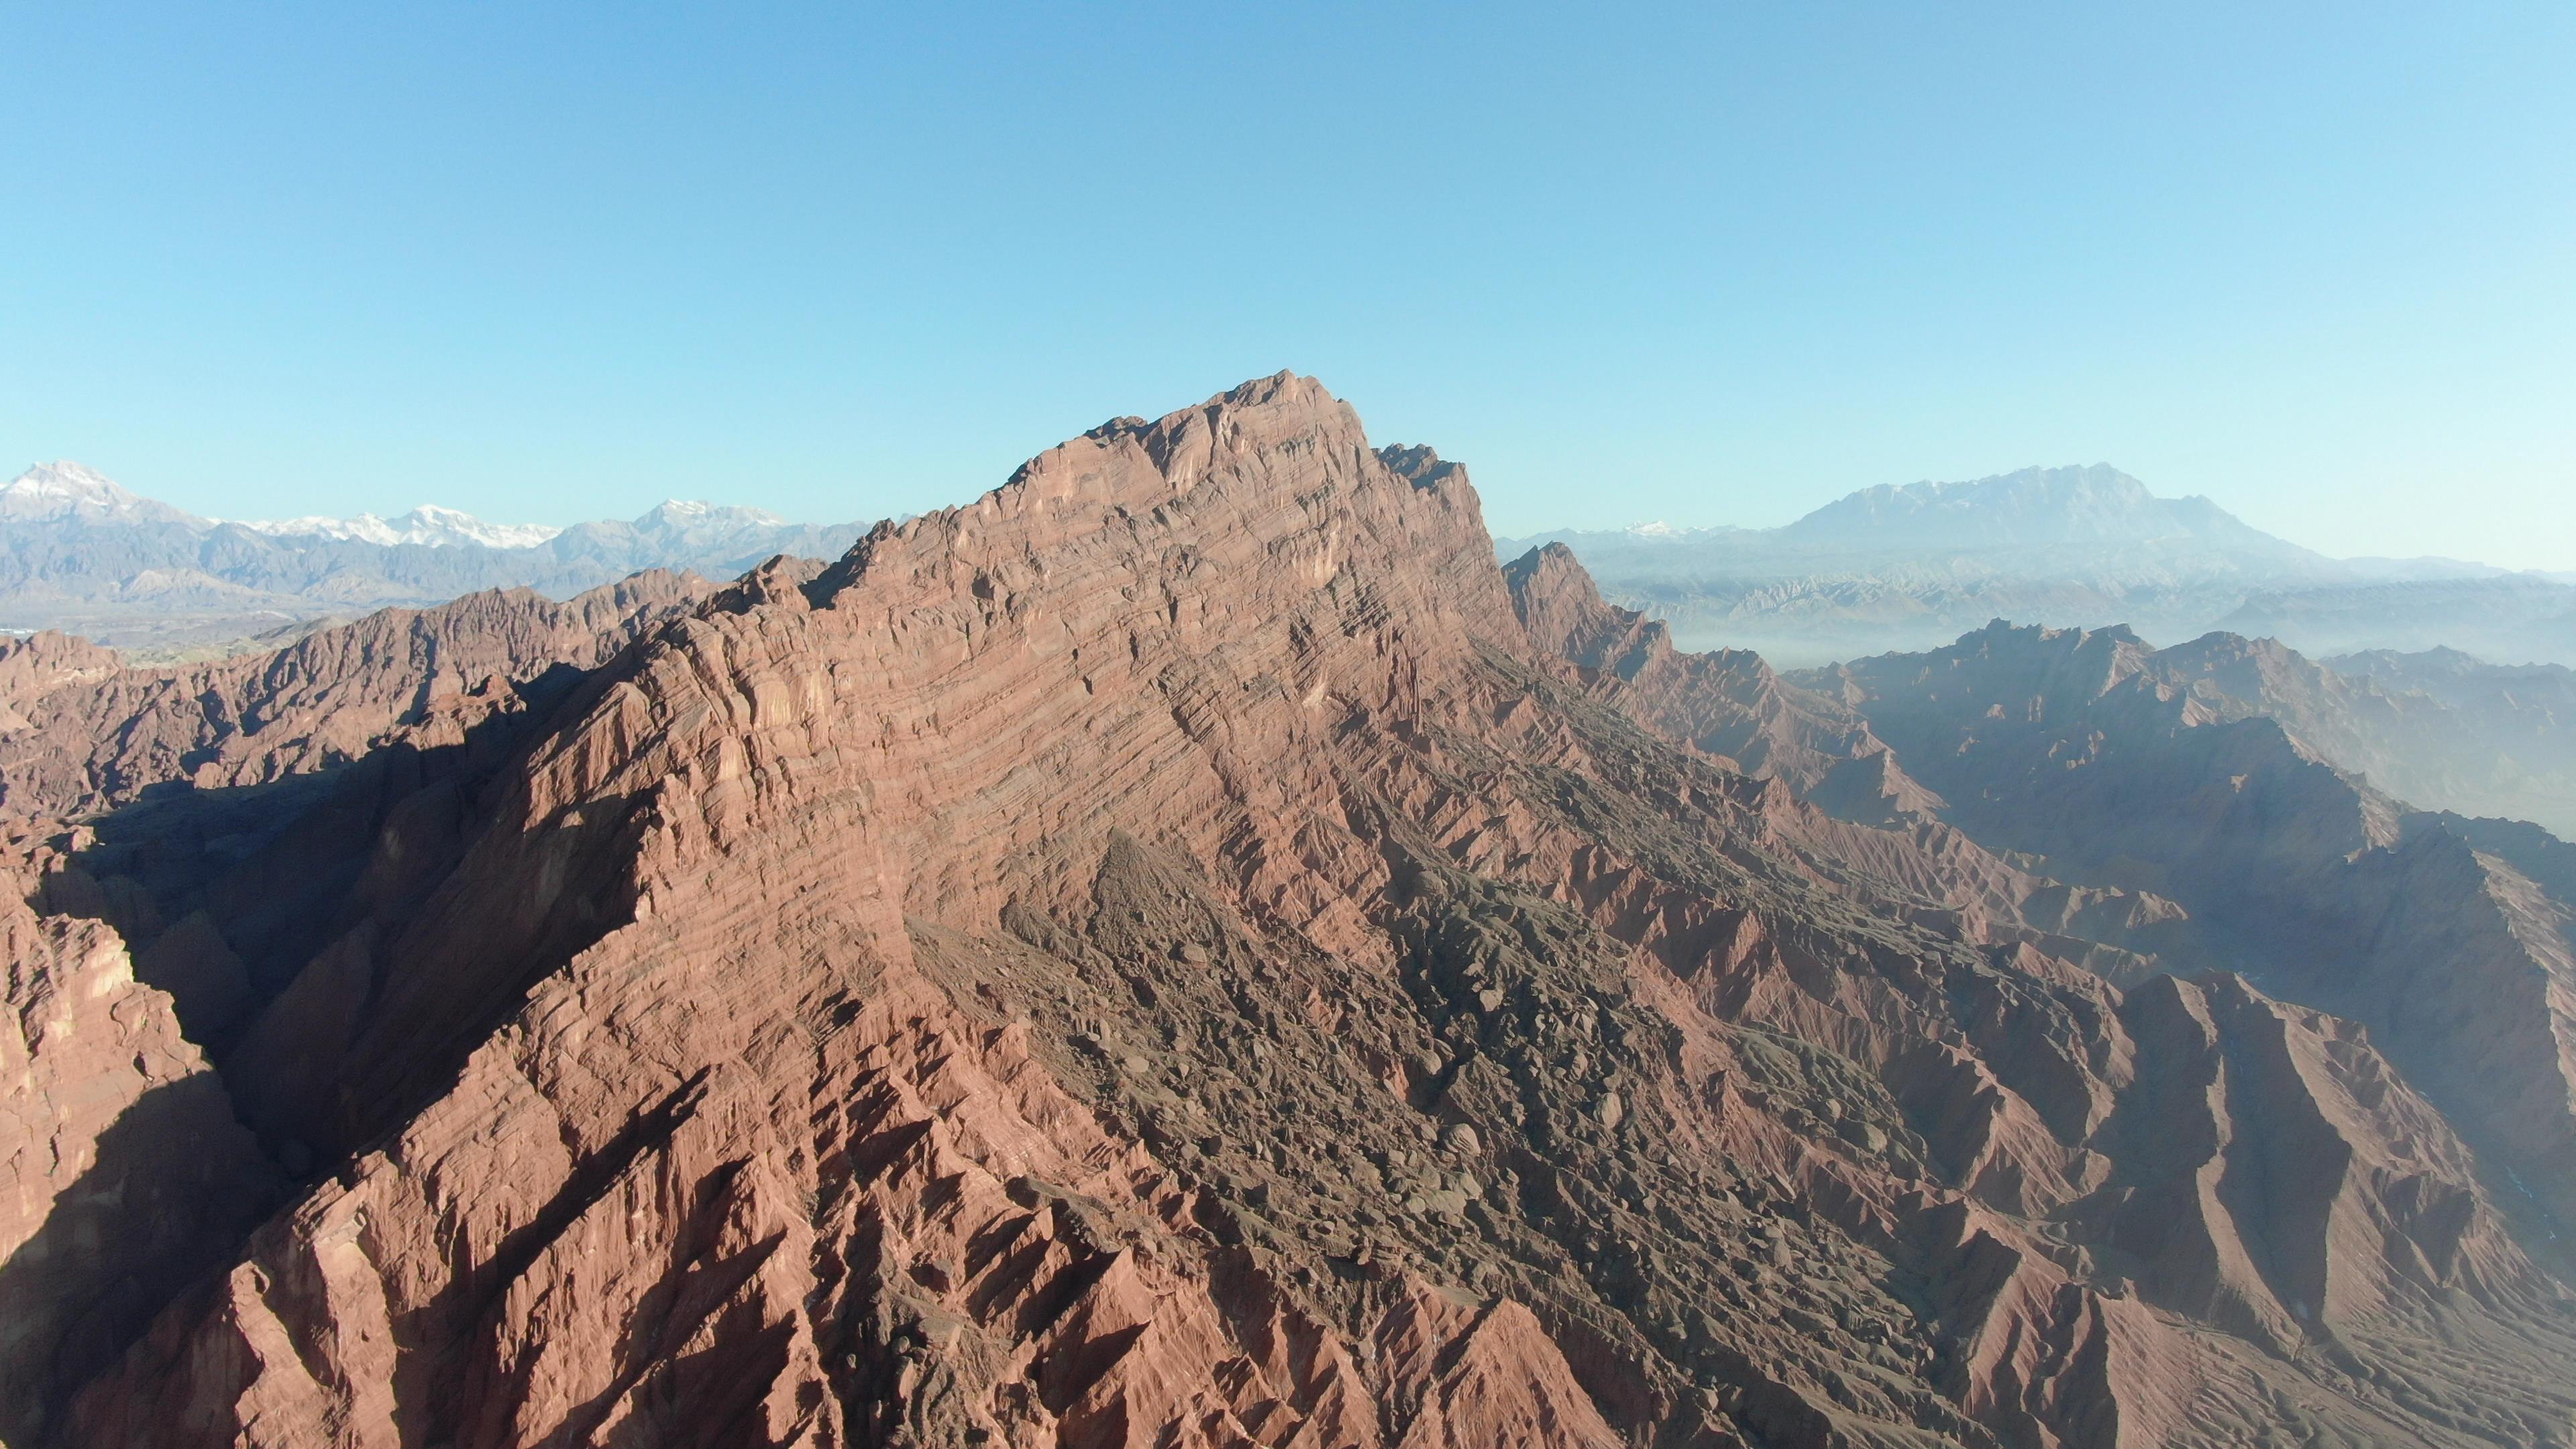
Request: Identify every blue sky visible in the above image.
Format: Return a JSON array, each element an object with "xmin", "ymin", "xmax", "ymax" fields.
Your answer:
[{"xmin": 5, "ymin": 3, "xmax": 2571, "ymax": 566}]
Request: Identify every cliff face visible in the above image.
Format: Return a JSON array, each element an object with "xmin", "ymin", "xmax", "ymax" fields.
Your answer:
[{"xmin": 9, "ymin": 377, "xmax": 2576, "ymax": 1448}]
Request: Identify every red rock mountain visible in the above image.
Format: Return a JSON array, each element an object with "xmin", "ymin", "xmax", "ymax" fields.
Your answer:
[{"xmin": 5, "ymin": 376, "xmax": 2574, "ymax": 1448}]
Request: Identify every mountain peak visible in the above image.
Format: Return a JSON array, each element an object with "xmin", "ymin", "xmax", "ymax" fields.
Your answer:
[
  {"xmin": 2, "ymin": 461, "xmax": 203, "ymax": 528},
  {"xmin": 635, "ymin": 498, "xmax": 788, "ymax": 532}
]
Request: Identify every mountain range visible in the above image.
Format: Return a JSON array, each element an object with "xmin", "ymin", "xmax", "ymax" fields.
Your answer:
[
  {"xmin": 233, "ymin": 503, "xmax": 570, "ymax": 550},
  {"xmin": 18, "ymin": 457, "xmax": 2571, "ymax": 674},
  {"xmin": 1502, "ymin": 464, "xmax": 2576, "ymax": 667},
  {"xmin": 0, "ymin": 461, "xmax": 869, "ymax": 656},
  {"xmin": 6, "ymin": 377, "xmax": 2576, "ymax": 1447}
]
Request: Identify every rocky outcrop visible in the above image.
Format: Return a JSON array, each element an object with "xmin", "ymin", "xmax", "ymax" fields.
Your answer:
[
  {"xmin": 13, "ymin": 379, "xmax": 2576, "ymax": 1447},
  {"xmin": 0, "ymin": 634, "xmax": 120, "ymax": 729}
]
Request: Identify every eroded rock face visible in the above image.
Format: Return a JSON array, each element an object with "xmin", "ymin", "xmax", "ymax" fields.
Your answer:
[
  {"xmin": 0, "ymin": 856, "xmax": 277, "ymax": 1444},
  {"xmin": 0, "ymin": 569, "xmax": 714, "ymax": 818},
  {"xmin": 11, "ymin": 377, "xmax": 2576, "ymax": 1448}
]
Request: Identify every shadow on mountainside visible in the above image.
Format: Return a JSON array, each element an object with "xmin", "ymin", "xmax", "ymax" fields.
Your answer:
[
  {"xmin": 40, "ymin": 661, "xmax": 593, "ymax": 1061},
  {"xmin": 7, "ymin": 662, "xmax": 651, "ymax": 1433},
  {"xmin": 0, "ymin": 1076, "xmax": 280, "ymax": 1446}
]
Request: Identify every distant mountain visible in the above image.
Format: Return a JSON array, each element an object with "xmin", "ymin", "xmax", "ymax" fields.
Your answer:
[
  {"xmin": 1997, "ymin": 627, "xmax": 2576, "ymax": 838},
  {"xmin": 0, "ymin": 460, "xmax": 871, "ymax": 655},
  {"xmin": 1502, "ymin": 464, "xmax": 2528, "ymax": 666},
  {"xmin": 1782, "ymin": 612, "xmax": 2576, "ymax": 859},
  {"xmin": 1774, "ymin": 463, "xmax": 2310, "ymax": 553},
  {"xmin": 2315, "ymin": 646, "xmax": 2576, "ymax": 831},
  {"xmin": 0, "ymin": 460, "xmax": 203, "ymax": 529},
  {"xmin": 235, "ymin": 504, "xmax": 567, "ymax": 549}
]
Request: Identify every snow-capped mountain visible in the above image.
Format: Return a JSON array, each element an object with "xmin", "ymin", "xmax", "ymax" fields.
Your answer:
[
  {"xmin": 623, "ymin": 499, "xmax": 796, "ymax": 547},
  {"xmin": 5, "ymin": 464, "xmax": 569, "ymax": 548},
  {"xmin": 231, "ymin": 498, "xmax": 826, "ymax": 553},
  {"xmin": 640, "ymin": 498, "xmax": 783, "ymax": 528},
  {"xmin": 1, "ymin": 462, "xmax": 871, "ymax": 653},
  {"xmin": 0, "ymin": 461, "xmax": 205, "ymax": 529},
  {"xmin": 238, "ymin": 504, "xmax": 565, "ymax": 550}
]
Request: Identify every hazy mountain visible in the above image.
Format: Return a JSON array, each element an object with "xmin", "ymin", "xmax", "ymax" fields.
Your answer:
[
  {"xmin": 0, "ymin": 460, "xmax": 869, "ymax": 655},
  {"xmin": 1774, "ymin": 463, "xmax": 2310, "ymax": 553},
  {"xmin": 1503, "ymin": 464, "xmax": 2532, "ymax": 666},
  {"xmin": 1827, "ymin": 624, "xmax": 2576, "ymax": 838},
  {"xmin": 2315, "ymin": 645, "xmax": 2576, "ymax": 831},
  {"xmin": 2221, "ymin": 574, "xmax": 2576, "ymax": 664},
  {"xmin": 1794, "ymin": 616, "xmax": 2576, "ymax": 1279}
]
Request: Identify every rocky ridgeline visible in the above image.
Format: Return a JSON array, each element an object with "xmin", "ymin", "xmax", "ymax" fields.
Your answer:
[{"xmin": 2, "ymin": 376, "xmax": 2573, "ymax": 1447}]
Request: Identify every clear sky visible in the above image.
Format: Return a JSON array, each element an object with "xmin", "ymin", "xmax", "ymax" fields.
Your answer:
[{"xmin": 5, "ymin": 4, "xmax": 2571, "ymax": 566}]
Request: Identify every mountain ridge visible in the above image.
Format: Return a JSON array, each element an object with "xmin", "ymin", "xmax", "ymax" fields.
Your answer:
[{"xmin": 233, "ymin": 504, "xmax": 568, "ymax": 550}]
